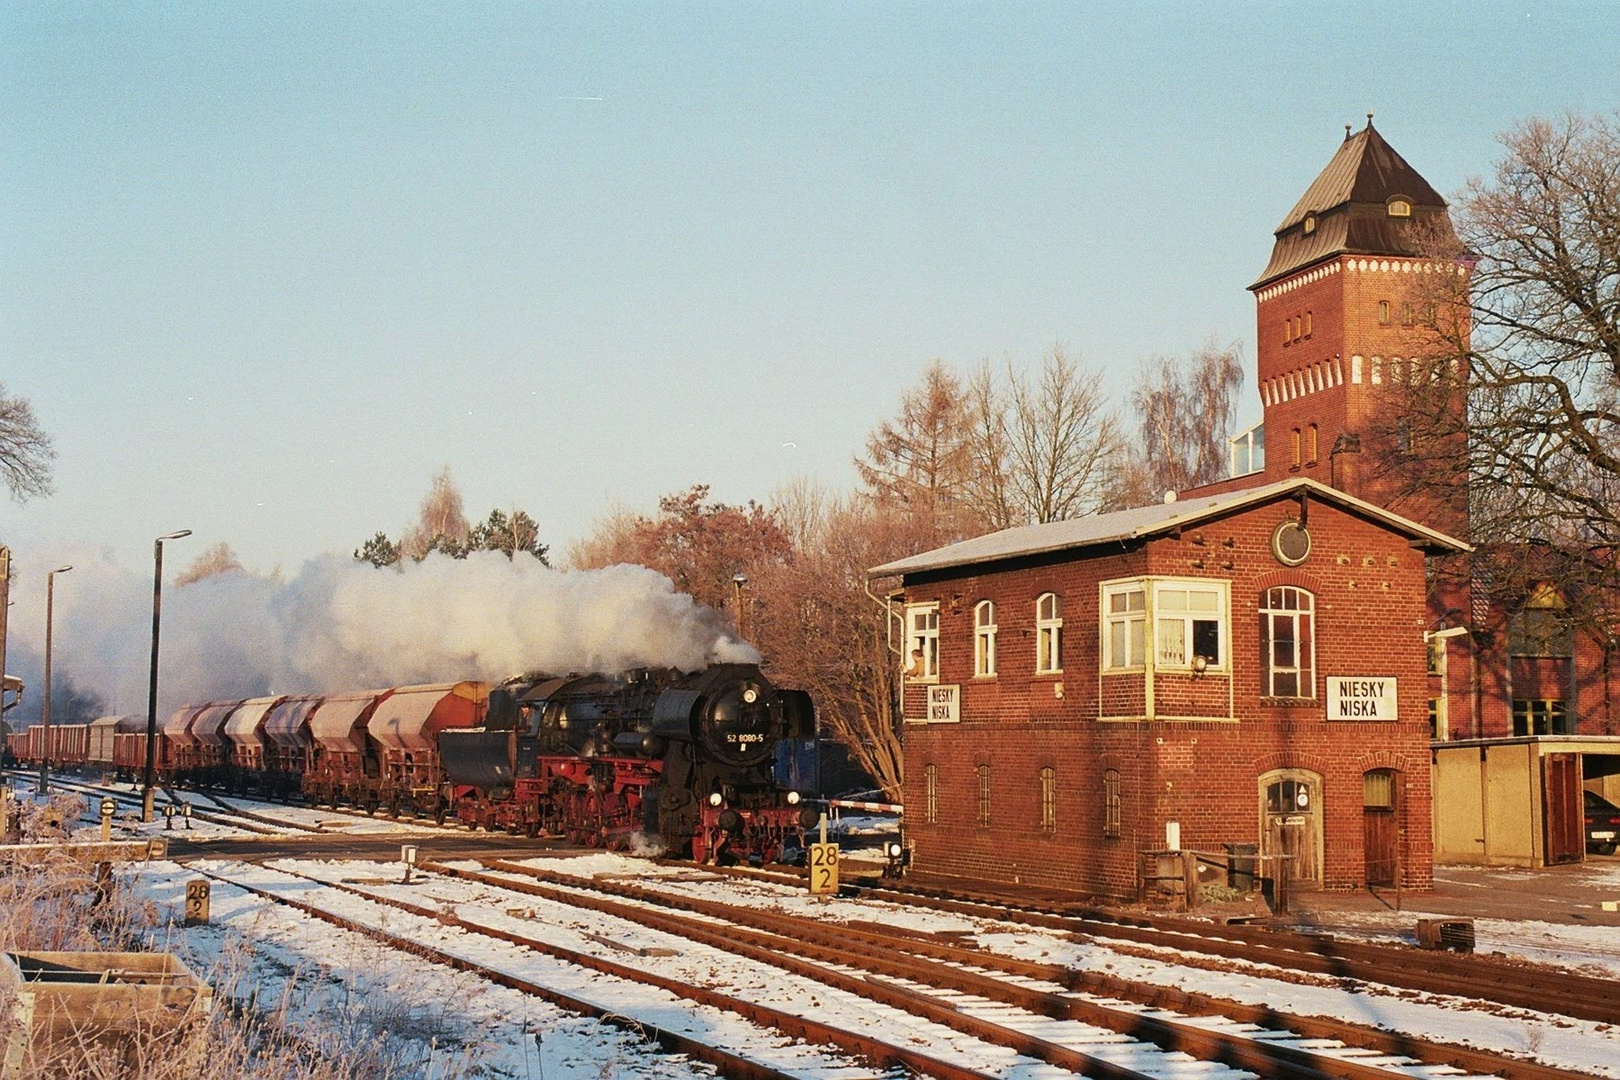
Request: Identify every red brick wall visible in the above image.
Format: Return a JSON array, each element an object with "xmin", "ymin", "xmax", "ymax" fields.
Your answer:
[
  {"xmin": 1250, "ymin": 256, "xmax": 1468, "ymax": 538},
  {"xmin": 899, "ymin": 496, "xmax": 1435, "ymax": 897}
]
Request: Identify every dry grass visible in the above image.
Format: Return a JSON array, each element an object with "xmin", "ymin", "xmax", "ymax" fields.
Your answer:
[{"xmin": 0, "ymin": 794, "xmax": 489, "ymax": 1079}]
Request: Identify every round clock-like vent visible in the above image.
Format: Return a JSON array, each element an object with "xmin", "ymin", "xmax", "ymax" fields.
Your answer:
[{"xmin": 1272, "ymin": 520, "xmax": 1311, "ymax": 566}]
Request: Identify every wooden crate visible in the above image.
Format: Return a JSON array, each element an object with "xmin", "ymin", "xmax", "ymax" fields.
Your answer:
[{"xmin": 1, "ymin": 951, "xmax": 212, "ymax": 1078}]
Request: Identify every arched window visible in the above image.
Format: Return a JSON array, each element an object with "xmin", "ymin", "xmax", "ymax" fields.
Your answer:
[
  {"xmin": 1291, "ymin": 428, "xmax": 1302, "ymax": 466},
  {"xmin": 1306, "ymin": 424, "xmax": 1318, "ymax": 464},
  {"xmin": 1387, "ymin": 197, "xmax": 1412, "ymax": 218},
  {"xmin": 1035, "ymin": 593, "xmax": 1063, "ymax": 674},
  {"xmin": 924, "ymin": 763, "xmax": 938, "ymax": 825},
  {"xmin": 1039, "ymin": 766, "xmax": 1056, "ymax": 832},
  {"xmin": 1260, "ymin": 586, "xmax": 1315, "ymax": 698},
  {"xmin": 976, "ymin": 764, "xmax": 992, "ymax": 826},
  {"xmin": 974, "ymin": 600, "xmax": 998, "ymax": 677}
]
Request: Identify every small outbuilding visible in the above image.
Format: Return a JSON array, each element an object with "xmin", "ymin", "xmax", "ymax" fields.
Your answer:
[
  {"xmin": 869, "ymin": 477, "xmax": 1469, "ymax": 899},
  {"xmin": 1431, "ymin": 736, "xmax": 1620, "ymax": 866}
]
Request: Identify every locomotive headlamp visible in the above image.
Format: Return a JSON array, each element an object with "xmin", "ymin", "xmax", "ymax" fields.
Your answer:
[
  {"xmin": 708, "ymin": 792, "xmax": 724, "ymax": 807},
  {"xmin": 742, "ymin": 686, "xmax": 759, "ymax": 704},
  {"xmin": 887, "ymin": 842, "xmax": 902, "ymax": 858},
  {"xmin": 786, "ymin": 790, "xmax": 801, "ymax": 805}
]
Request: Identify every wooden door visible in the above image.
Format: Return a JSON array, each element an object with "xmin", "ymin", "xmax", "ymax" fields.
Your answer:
[
  {"xmin": 1261, "ymin": 772, "xmax": 1322, "ymax": 888},
  {"xmin": 1362, "ymin": 769, "xmax": 1398, "ymax": 887},
  {"xmin": 1543, "ymin": 753, "xmax": 1582, "ymax": 865}
]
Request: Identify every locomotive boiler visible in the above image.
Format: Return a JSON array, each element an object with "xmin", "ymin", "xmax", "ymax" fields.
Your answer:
[{"xmin": 438, "ymin": 663, "xmax": 819, "ymax": 862}]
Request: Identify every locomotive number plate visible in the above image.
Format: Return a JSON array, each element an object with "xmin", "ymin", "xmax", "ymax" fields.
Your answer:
[{"xmin": 808, "ymin": 843, "xmax": 840, "ymax": 896}]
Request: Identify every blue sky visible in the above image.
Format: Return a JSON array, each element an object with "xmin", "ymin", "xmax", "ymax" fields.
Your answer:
[{"xmin": 5, "ymin": 2, "xmax": 1617, "ymax": 577}]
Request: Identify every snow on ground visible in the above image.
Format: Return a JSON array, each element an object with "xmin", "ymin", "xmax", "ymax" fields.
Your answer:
[{"xmin": 21, "ymin": 784, "xmax": 1620, "ymax": 1079}]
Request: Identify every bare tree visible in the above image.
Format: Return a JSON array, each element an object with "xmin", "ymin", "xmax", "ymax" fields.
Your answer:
[
  {"xmin": 1385, "ymin": 113, "xmax": 1620, "ymax": 550},
  {"xmin": 751, "ymin": 496, "xmax": 934, "ymax": 800},
  {"xmin": 399, "ymin": 467, "xmax": 471, "ymax": 560},
  {"xmin": 1001, "ymin": 345, "xmax": 1123, "ymax": 523},
  {"xmin": 855, "ymin": 360, "xmax": 975, "ymax": 541},
  {"xmin": 1370, "ymin": 112, "xmax": 1620, "ymax": 643},
  {"xmin": 959, "ymin": 362, "xmax": 1017, "ymax": 532},
  {"xmin": 1114, "ymin": 339, "xmax": 1245, "ymax": 506},
  {"xmin": 571, "ymin": 485, "xmax": 793, "ymax": 618},
  {"xmin": 0, "ymin": 383, "xmax": 55, "ymax": 502},
  {"xmin": 175, "ymin": 542, "xmax": 246, "ymax": 587}
]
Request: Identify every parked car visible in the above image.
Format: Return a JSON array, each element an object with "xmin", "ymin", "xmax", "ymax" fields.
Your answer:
[{"xmin": 1586, "ymin": 791, "xmax": 1620, "ymax": 856}]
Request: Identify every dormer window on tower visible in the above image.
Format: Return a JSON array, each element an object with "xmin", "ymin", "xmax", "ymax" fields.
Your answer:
[
  {"xmin": 1302, "ymin": 212, "xmax": 1317, "ymax": 234},
  {"xmin": 1387, "ymin": 197, "xmax": 1412, "ymax": 218}
]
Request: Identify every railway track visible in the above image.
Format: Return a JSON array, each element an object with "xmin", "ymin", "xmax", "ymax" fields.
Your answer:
[
  {"xmin": 441, "ymin": 857, "xmax": 1599, "ymax": 1080},
  {"xmin": 680, "ymin": 860, "xmax": 1620, "ymax": 1029},
  {"xmin": 849, "ymin": 878, "xmax": 1620, "ymax": 1029},
  {"xmin": 190, "ymin": 860, "xmax": 1093, "ymax": 1080}
]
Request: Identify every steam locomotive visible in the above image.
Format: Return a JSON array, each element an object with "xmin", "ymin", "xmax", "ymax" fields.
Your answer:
[
  {"xmin": 8, "ymin": 663, "xmax": 820, "ymax": 863},
  {"xmin": 440, "ymin": 664, "xmax": 819, "ymax": 862}
]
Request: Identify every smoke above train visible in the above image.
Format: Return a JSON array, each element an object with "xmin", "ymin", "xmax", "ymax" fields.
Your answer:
[{"xmin": 3, "ymin": 548, "xmax": 757, "ymax": 720}]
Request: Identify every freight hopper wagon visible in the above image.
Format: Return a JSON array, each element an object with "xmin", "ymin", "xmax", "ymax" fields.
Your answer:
[
  {"xmin": 303, "ymin": 682, "xmax": 487, "ymax": 817},
  {"xmin": 438, "ymin": 664, "xmax": 818, "ymax": 863}
]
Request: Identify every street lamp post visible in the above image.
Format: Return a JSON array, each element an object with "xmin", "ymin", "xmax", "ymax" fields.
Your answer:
[
  {"xmin": 39, "ymin": 565, "xmax": 73, "ymax": 795},
  {"xmin": 731, "ymin": 572, "xmax": 748, "ymax": 641},
  {"xmin": 143, "ymin": 530, "xmax": 191, "ymax": 822}
]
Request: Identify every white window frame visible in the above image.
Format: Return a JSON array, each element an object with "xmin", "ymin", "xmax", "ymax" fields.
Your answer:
[
  {"xmin": 1152, "ymin": 580, "xmax": 1227, "ymax": 671},
  {"xmin": 1260, "ymin": 585, "xmax": 1316, "ymax": 698},
  {"xmin": 905, "ymin": 602, "xmax": 940, "ymax": 682},
  {"xmin": 974, "ymin": 600, "xmax": 998, "ymax": 678},
  {"xmin": 1035, "ymin": 592, "xmax": 1063, "ymax": 674},
  {"xmin": 1102, "ymin": 582, "xmax": 1146, "ymax": 671},
  {"xmin": 1101, "ymin": 577, "xmax": 1230, "ymax": 674}
]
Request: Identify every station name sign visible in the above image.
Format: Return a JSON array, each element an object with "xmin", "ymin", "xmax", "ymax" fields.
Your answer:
[
  {"xmin": 907, "ymin": 683, "xmax": 960, "ymax": 724},
  {"xmin": 1326, "ymin": 677, "xmax": 1397, "ymax": 721}
]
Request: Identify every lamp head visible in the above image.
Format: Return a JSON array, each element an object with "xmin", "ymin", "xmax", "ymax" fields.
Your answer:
[
  {"xmin": 158, "ymin": 530, "xmax": 192, "ymax": 542},
  {"xmin": 51, "ymin": 565, "xmax": 73, "ymax": 575}
]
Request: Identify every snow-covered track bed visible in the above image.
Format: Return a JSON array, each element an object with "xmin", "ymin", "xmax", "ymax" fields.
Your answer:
[
  {"xmin": 843, "ymin": 879, "xmax": 1620, "ymax": 1029},
  {"xmin": 425, "ymin": 857, "xmax": 1596, "ymax": 1080},
  {"xmin": 192, "ymin": 859, "xmax": 1079, "ymax": 1080}
]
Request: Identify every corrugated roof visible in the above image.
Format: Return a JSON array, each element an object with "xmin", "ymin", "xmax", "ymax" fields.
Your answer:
[
  {"xmin": 1253, "ymin": 122, "xmax": 1455, "ymax": 289},
  {"xmin": 867, "ymin": 477, "xmax": 1468, "ymax": 579}
]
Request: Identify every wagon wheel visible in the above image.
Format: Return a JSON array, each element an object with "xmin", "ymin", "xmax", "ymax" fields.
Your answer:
[{"xmin": 433, "ymin": 803, "xmax": 448, "ymax": 826}]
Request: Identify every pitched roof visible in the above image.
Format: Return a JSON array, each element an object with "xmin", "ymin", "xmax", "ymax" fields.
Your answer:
[
  {"xmin": 1252, "ymin": 121, "xmax": 1455, "ymax": 289},
  {"xmin": 867, "ymin": 477, "xmax": 1469, "ymax": 579}
]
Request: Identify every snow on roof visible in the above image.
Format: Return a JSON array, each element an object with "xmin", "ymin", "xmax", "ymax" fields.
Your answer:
[{"xmin": 868, "ymin": 477, "xmax": 1469, "ymax": 579}]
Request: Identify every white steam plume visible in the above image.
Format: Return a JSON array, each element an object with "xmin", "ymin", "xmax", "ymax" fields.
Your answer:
[{"xmin": 2, "ymin": 548, "xmax": 756, "ymax": 722}]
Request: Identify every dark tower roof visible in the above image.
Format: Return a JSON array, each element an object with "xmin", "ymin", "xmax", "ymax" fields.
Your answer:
[{"xmin": 1252, "ymin": 120, "xmax": 1455, "ymax": 290}]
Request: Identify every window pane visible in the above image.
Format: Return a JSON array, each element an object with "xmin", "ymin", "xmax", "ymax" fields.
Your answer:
[
  {"xmin": 1157, "ymin": 619, "xmax": 1184, "ymax": 664},
  {"xmin": 1274, "ymin": 671, "xmax": 1298, "ymax": 697},
  {"xmin": 1192, "ymin": 619, "xmax": 1220, "ymax": 663},
  {"xmin": 1109, "ymin": 622, "xmax": 1126, "ymax": 667},
  {"xmin": 1189, "ymin": 589, "xmax": 1219, "ymax": 613},
  {"xmin": 1128, "ymin": 621, "xmax": 1144, "ymax": 666},
  {"xmin": 1159, "ymin": 589, "xmax": 1187, "ymax": 612}
]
